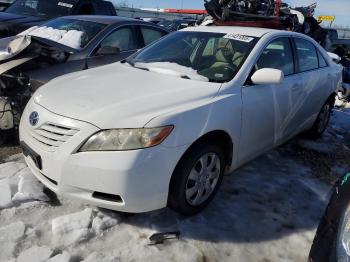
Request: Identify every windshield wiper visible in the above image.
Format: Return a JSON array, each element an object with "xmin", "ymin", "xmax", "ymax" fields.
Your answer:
[{"xmin": 121, "ymin": 59, "xmax": 134, "ymax": 67}]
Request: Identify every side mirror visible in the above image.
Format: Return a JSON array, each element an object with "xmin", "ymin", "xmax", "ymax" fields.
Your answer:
[
  {"xmin": 96, "ymin": 45, "xmax": 120, "ymax": 56},
  {"xmin": 251, "ymin": 68, "xmax": 284, "ymax": 85},
  {"xmin": 328, "ymin": 52, "xmax": 341, "ymax": 64}
]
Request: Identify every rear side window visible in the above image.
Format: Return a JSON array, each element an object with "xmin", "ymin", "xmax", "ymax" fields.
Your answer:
[
  {"xmin": 318, "ymin": 50, "xmax": 328, "ymax": 68},
  {"xmin": 140, "ymin": 27, "xmax": 165, "ymax": 46},
  {"xmin": 295, "ymin": 38, "xmax": 319, "ymax": 72},
  {"xmin": 256, "ymin": 37, "xmax": 294, "ymax": 76}
]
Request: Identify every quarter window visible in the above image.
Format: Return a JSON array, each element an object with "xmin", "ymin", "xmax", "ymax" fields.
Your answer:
[
  {"xmin": 140, "ymin": 27, "xmax": 165, "ymax": 46},
  {"xmin": 295, "ymin": 38, "xmax": 319, "ymax": 72},
  {"xmin": 256, "ymin": 38, "xmax": 294, "ymax": 76}
]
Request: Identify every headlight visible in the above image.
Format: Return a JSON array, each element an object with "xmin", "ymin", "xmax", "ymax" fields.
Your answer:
[{"xmin": 79, "ymin": 126, "xmax": 174, "ymax": 152}]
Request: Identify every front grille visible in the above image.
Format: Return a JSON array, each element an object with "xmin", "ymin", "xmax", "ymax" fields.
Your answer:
[{"xmin": 24, "ymin": 122, "xmax": 79, "ymax": 151}]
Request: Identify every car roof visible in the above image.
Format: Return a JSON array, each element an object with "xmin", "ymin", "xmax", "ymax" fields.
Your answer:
[
  {"xmin": 181, "ymin": 26, "xmax": 281, "ymax": 37},
  {"xmin": 59, "ymin": 15, "xmax": 146, "ymax": 25}
]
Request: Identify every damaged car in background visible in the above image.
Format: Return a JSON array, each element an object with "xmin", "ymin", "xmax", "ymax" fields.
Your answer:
[
  {"xmin": 0, "ymin": 0, "xmax": 116, "ymax": 38},
  {"xmin": 0, "ymin": 15, "xmax": 168, "ymax": 144}
]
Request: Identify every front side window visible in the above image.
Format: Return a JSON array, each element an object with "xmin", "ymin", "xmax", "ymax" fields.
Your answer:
[
  {"xmin": 140, "ymin": 27, "xmax": 165, "ymax": 46},
  {"xmin": 295, "ymin": 38, "xmax": 319, "ymax": 72},
  {"xmin": 256, "ymin": 37, "xmax": 294, "ymax": 76},
  {"xmin": 98, "ymin": 27, "xmax": 137, "ymax": 53},
  {"xmin": 129, "ymin": 31, "xmax": 258, "ymax": 82}
]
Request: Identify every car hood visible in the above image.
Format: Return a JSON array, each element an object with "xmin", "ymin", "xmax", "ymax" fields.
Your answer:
[
  {"xmin": 34, "ymin": 63, "xmax": 222, "ymax": 129},
  {"xmin": 0, "ymin": 12, "xmax": 44, "ymax": 37}
]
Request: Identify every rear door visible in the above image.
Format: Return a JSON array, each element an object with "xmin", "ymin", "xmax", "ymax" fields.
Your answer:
[
  {"xmin": 291, "ymin": 37, "xmax": 330, "ymax": 132},
  {"xmin": 239, "ymin": 37, "xmax": 299, "ymax": 163},
  {"xmin": 86, "ymin": 25, "xmax": 139, "ymax": 68}
]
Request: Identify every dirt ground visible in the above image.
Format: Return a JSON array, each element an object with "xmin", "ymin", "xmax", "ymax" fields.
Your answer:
[{"xmin": 0, "ymin": 144, "xmax": 21, "ymax": 163}]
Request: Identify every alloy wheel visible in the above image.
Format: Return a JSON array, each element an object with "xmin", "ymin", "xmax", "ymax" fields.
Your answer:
[{"xmin": 185, "ymin": 152, "xmax": 221, "ymax": 206}]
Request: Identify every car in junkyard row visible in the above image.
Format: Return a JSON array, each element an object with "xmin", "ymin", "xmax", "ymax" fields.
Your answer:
[
  {"xmin": 19, "ymin": 26, "xmax": 342, "ymax": 215},
  {"xmin": 0, "ymin": 0, "xmax": 116, "ymax": 38},
  {"xmin": 0, "ymin": 15, "xmax": 168, "ymax": 144},
  {"xmin": 309, "ymin": 173, "xmax": 350, "ymax": 261}
]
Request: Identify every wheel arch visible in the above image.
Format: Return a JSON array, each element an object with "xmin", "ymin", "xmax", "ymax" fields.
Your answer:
[{"xmin": 168, "ymin": 130, "xmax": 234, "ymax": 198}]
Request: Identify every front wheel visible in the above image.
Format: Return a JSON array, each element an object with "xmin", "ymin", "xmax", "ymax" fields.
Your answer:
[
  {"xmin": 168, "ymin": 143, "xmax": 226, "ymax": 216},
  {"xmin": 307, "ymin": 99, "xmax": 333, "ymax": 139}
]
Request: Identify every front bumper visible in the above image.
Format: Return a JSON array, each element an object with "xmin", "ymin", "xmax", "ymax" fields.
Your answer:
[{"xmin": 20, "ymin": 102, "xmax": 187, "ymax": 213}]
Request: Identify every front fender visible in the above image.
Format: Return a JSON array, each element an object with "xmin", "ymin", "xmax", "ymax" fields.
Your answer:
[{"xmin": 145, "ymin": 91, "xmax": 242, "ymax": 167}]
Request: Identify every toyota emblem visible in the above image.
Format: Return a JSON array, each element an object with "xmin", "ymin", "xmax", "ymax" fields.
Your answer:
[{"xmin": 29, "ymin": 111, "xmax": 39, "ymax": 126}]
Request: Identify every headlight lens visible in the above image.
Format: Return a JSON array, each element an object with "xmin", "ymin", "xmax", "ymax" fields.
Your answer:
[{"xmin": 80, "ymin": 126, "xmax": 174, "ymax": 152}]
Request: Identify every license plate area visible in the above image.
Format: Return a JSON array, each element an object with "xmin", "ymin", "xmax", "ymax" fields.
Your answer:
[{"xmin": 21, "ymin": 141, "xmax": 42, "ymax": 170}]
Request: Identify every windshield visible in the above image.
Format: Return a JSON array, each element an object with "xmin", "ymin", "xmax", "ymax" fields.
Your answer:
[
  {"xmin": 6, "ymin": 0, "xmax": 75, "ymax": 18},
  {"xmin": 19, "ymin": 18, "xmax": 107, "ymax": 49},
  {"xmin": 129, "ymin": 31, "xmax": 258, "ymax": 82}
]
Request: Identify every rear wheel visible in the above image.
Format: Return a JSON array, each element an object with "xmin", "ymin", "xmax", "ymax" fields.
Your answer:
[
  {"xmin": 168, "ymin": 142, "xmax": 226, "ymax": 216},
  {"xmin": 307, "ymin": 99, "xmax": 333, "ymax": 138}
]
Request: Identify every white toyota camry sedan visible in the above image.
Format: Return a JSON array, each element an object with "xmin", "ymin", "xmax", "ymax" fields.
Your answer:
[{"xmin": 19, "ymin": 26, "xmax": 342, "ymax": 215}]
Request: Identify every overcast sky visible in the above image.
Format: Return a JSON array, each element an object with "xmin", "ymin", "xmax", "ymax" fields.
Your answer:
[{"xmin": 115, "ymin": 0, "xmax": 350, "ymax": 27}]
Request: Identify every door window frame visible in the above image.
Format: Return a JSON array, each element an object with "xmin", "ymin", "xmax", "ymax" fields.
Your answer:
[{"xmin": 292, "ymin": 36, "xmax": 326, "ymax": 73}]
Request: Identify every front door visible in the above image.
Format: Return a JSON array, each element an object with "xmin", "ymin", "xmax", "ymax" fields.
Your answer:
[{"xmin": 238, "ymin": 37, "xmax": 298, "ymax": 163}]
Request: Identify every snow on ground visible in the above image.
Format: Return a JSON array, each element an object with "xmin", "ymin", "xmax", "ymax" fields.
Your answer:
[
  {"xmin": 0, "ymin": 105, "xmax": 349, "ymax": 262},
  {"xmin": 18, "ymin": 26, "xmax": 84, "ymax": 49}
]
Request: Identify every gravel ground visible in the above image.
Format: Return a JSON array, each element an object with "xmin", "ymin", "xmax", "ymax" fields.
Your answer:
[{"xmin": 0, "ymin": 145, "xmax": 21, "ymax": 163}]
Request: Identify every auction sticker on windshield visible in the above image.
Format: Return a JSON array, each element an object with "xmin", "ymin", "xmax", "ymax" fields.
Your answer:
[
  {"xmin": 58, "ymin": 2, "xmax": 73, "ymax": 8},
  {"xmin": 223, "ymin": 34, "xmax": 254, "ymax": 43}
]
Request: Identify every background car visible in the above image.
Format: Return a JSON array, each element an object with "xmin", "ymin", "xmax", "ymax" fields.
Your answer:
[
  {"xmin": 19, "ymin": 26, "xmax": 342, "ymax": 216},
  {"xmin": 0, "ymin": 0, "xmax": 13, "ymax": 11},
  {"xmin": 0, "ymin": 0, "xmax": 116, "ymax": 38},
  {"xmin": 0, "ymin": 15, "xmax": 168, "ymax": 144},
  {"xmin": 157, "ymin": 18, "xmax": 197, "ymax": 31},
  {"xmin": 309, "ymin": 173, "xmax": 350, "ymax": 261}
]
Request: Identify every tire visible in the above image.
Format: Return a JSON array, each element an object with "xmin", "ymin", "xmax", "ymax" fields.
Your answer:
[
  {"xmin": 168, "ymin": 142, "xmax": 226, "ymax": 216},
  {"xmin": 307, "ymin": 99, "xmax": 333, "ymax": 139}
]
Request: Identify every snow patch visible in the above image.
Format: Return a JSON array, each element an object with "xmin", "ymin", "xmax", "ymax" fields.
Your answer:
[
  {"xmin": 92, "ymin": 215, "xmax": 119, "ymax": 233},
  {"xmin": 82, "ymin": 252, "xmax": 117, "ymax": 262},
  {"xmin": 17, "ymin": 246, "xmax": 53, "ymax": 262},
  {"xmin": 0, "ymin": 178, "xmax": 12, "ymax": 208},
  {"xmin": 0, "ymin": 221, "xmax": 26, "ymax": 242},
  {"xmin": 0, "ymin": 162, "xmax": 26, "ymax": 179},
  {"xmin": 135, "ymin": 62, "xmax": 209, "ymax": 82},
  {"xmin": 52, "ymin": 208, "xmax": 93, "ymax": 246},
  {"xmin": 0, "ymin": 222, "xmax": 26, "ymax": 261},
  {"xmin": 12, "ymin": 169, "xmax": 49, "ymax": 203},
  {"xmin": 19, "ymin": 26, "xmax": 84, "ymax": 49}
]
